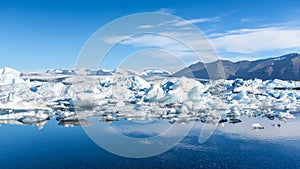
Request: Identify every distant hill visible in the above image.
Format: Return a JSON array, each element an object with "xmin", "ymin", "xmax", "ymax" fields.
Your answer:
[
  {"xmin": 138, "ymin": 68, "xmax": 171, "ymax": 78},
  {"xmin": 173, "ymin": 53, "xmax": 300, "ymax": 80}
]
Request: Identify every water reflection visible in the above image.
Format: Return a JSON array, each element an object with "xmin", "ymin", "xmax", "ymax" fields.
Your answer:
[
  {"xmin": 0, "ymin": 108, "xmax": 299, "ymax": 141},
  {"xmin": 0, "ymin": 119, "xmax": 47, "ymax": 130},
  {"xmin": 0, "ymin": 111, "xmax": 299, "ymax": 168},
  {"xmin": 215, "ymin": 115, "xmax": 300, "ymax": 140},
  {"xmin": 58, "ymin": 119, "xmax": 93, "ymax": 127}
]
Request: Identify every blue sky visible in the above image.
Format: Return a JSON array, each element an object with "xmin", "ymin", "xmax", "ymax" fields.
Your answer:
[{"xmin": 1, "ymin": 0, "xmax": 300, "ymax": 70}]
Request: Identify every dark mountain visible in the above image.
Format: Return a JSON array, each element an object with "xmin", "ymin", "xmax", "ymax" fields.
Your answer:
[{"xmin": 173, "ymin": 53, "xmax": 300, "ymax": 80}]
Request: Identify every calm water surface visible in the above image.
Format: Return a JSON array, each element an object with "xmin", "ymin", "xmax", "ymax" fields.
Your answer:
[{"xmin": 0, "ymin": 115, "xmax": 300, "ymax": 169}]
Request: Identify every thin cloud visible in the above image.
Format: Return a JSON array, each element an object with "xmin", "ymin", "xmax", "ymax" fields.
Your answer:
[
  {"xmin": 173, "ymin": 17, "xmax": 220, "ymax": 27},
  {"xmin": 104, "ymin": 31, "xmax": 219, "ymax": 64},
  {"xmin": 138, "ymin": 25, "xmax": 155, "ymax": 29},
  {"xmin": 155, "ymin": 8, "xmax": 175, "ymax": 14},
  {"xmin": 220, "ymin": 55, "xmax": 263, "ymax": 62},
  {"xmin": 240, "ymin": 17, "xmax": 261, "ymax": 23},
  {"xmin": 120, "ymin": 34, "xmax": 188, "ymax": 52},
  {"xmin": 103, "ymin": 35, "xmax": 131, "ymax": 44},
  {"xmin": 211, "ymin": 26, "xmax": 300, "ymax": 54}
]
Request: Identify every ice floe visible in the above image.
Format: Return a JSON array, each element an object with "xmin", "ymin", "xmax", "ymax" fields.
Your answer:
[
  {"xmin": 0, "ymin": 68, "xmax": 298, "ymax": 129},
  {"xmin": 0, "ymin": 67, "xmax": 29, "ymax": 85}
]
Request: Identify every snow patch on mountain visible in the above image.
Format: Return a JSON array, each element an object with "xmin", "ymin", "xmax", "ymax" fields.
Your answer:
[
  {"xmin": 139, "ymin": 68, "xmax": 171, "ymax": 78},
  {"xmin": 46, "ymin": 69, "xmax": 76, "ymax": 75}
]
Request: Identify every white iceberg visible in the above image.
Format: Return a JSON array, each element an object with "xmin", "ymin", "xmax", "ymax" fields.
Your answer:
[
  {"xmin": 252, "ymin": 123, "xmax": 264, "ymax": 130},
  {"xmin": 0, "ymin": 67, "xmax": 299, "ymax": 129},
  {"xmin": 0, "ymin": 67, "xmax": 29, "ymax": 85}
]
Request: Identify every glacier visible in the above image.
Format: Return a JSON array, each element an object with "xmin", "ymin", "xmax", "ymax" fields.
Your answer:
[{"xmin": 0, "ymin": 67, "xmax": 299, "ymax": 129}]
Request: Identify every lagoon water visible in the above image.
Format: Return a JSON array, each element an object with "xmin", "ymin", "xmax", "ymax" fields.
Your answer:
[{"xmin": 0, "ymin": 115, "xmax": 300, "ymax": 169}]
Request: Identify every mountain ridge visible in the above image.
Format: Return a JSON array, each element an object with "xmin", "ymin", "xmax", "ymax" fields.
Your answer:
[{"xmin": 173, "ymin": 53, "xmax": 300, "ymax": 80}]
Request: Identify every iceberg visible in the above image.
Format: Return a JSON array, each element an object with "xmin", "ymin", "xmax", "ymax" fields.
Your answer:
[
  {"xmin": 0, "ymin": 67, "xmax": 29, "ymax": 85},
  {"xmin": 252, "ymin": 123, "xmax": 264, "ymax": 130},
  {"xmin": 0, "ymin": 67, "xmax": 299, "ymax": 129}
]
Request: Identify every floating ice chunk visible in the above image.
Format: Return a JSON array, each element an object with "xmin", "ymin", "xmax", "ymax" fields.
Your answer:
[
  {"xmin": 176, "ymin": 77, "xmax": 206, "ymax": 101},
  {"xmin": 99, "ymin": 76, "xmax": 115, "ymax": 87},
  {"xmin": 272, "ymin": 104, "xmax": 286, "ymax": 111},
  {"xmin": 179, "ymin": 105, "xmax": 189, "ymax": 114},
  {"xmin": 232, "ymin": 91, "xmax": 245, "ymax": 100},
  {"xmin": 278, "ymin": 112, "xmax": 295, "ymax": 119},
  {"xmin": 0, "ymin": 110, "xmax": 49, "ymax": 122},
  {"xmin": 124, "ymin": 76, "xmax": 150, "ymax": 91},
  {"xmin": 232, "ymin": 79, "xmax": 244, "ymax": 88},
  {"xmin": 252, "ymin": 123, "xmax": 264, "ymax": 130},
  {"xmin": 0, "ymin": 68, "xmax": 299, "ymax": 128},
  {"xmin": 36, "ymin": 82, "xmax": 68, "ymax": 98},
  {"xmin": 4, "ymin": 93, "xmax": 23, "ymax": 103},
  {"xmin": 159, "ymin": 91, "xmax": 182, "ymax": 103},
  {"xmin": 0, "ymin": 101, "xmax": 51, "ymax": 111},
  {"xmin": 56, "ymin": 111, "xmax": 76, "ymax": 121},
  {"xmin": 227, "ymin": 107, "xmax": 241, "ymax": 117},
  {"xmin": 162, "ymin": 81, "xmax": 177, "ymax": 93},
  {"xmin": 0, "ymin": 119, "xmax": 23, "ymax": 125},
  {"xmin": 144, "ymin": 84, "xmax": 165, "ymax": 102},
  {"xmin": 266, "ymin": 79, "xmax": 295, "ymax": 89},
  {"xmin": 187, "ymin": 85, "xmax": 207, "ymax": 101},
  {"xmin": 243, "ymin": 103, "xmax": 259, "ymax": 110},
  {"xmin": 100, "ymin": 115, "xmax": 118, "ymax": 122},
  {"xmin": 0, "ymin": 67, "xmax": 29, "ymax": 85},
  {"xmin": 169, "ymin": 114, "xmax": 192, "ymax": 124},
  {"xmin": 284, "ymin": 103, "xmax": 300, "ymax": 111}
]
